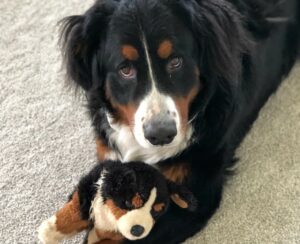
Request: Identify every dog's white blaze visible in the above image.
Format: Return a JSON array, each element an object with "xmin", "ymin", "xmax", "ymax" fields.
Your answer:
[
  {"xmin": 140, "ymin": 29, "xmax": 180, "ymax": 133},
  {"xmin": 117, "ymin": 188, "xmax": 157, "ymax": 240},
  {"xmin": 141, "ymin": 31, "xmax": 156, "ymax": 85}
]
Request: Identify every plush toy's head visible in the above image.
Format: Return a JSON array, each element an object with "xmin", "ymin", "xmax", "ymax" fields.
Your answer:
[{"xmin": 94, "ymin": 161, "xmax": 197, "ymax": 240}]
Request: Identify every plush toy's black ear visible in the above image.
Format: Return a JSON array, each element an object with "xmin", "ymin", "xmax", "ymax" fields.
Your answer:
[
  {"xmin": 167, "ymin": 181, "xmax": 198, "ymax": 212},
  {"xmin": 120, "ymin": 168, "xmax": 137, "ymax": 188},
  {"xmin": 109, "ymin": 166, "xmax": 137, "ymax": 192},
  {"xmin": 168, "ymin": 0, "xmax": 250, "ymax": 82},
  {"xmin": 60, "ymin": 1, "xmax": 117, "ymax": 90}
]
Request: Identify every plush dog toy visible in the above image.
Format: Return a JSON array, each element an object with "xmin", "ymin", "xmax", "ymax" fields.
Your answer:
[{"xmin": 38, "ymin": 161, "xmax": 197, "ymax": 244}]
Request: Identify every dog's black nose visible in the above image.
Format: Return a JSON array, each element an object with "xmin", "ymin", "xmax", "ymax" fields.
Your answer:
[
  {"xmin": 130, "ymin": 225, "xmax": 145, "ymax": 237},
  {"xmin": 143, "ymin": 114, "xmax": 177, "ymax": 146}
]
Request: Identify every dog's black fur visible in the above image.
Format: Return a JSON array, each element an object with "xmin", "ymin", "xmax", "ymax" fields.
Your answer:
[{"xmin": 60, "ymin": 0, "xmax": 300, "ymax": 243}]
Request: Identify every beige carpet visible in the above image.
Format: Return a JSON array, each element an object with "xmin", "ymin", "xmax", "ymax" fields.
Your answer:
[{"xmin": 1, "ymin": 0, "xmax": 299, "ymax": 243}]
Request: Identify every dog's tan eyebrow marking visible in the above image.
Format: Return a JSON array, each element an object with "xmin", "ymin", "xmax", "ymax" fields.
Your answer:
[
  {"xmin": 121, "ymin": 45, "xmax": 139, "ymax": 61},
  {"xmin": 157, "ymin": 40, "xmax": 173, "ymax": 59}
]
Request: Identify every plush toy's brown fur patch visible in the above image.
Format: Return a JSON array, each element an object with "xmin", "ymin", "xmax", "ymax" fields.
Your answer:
[
  {"xmin": 132, "ymin": 193, "xmax": 143, "ymax": 208},
  {"xmin": 55, "ymin": 192, "xmax": 89, "ymax": 234},
  {"xmin": 153, "ymin": 203, "xmax": 165, "ymax": 212},
  {"xmin": 105, "ymin": 199, "xmax": 128, "ymax": 219}
]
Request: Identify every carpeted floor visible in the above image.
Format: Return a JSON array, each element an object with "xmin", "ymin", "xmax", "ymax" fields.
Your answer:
[{"xmin": 1, "ymin": 1, "xmax": 299, "ymax": 243}]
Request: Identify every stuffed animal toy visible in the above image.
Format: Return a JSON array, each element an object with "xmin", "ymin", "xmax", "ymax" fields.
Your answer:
[{"xmin": 38, "ymin": 161, "xmax": 197, "ymax": 244}]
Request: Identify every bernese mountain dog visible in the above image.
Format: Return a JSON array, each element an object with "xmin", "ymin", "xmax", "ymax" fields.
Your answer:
[{"xmin": 59, "ymin": 0, "xmax": 300, "ymax": 243}]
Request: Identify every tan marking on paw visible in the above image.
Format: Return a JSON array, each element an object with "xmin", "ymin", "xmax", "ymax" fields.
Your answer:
[{"xmin": 171, "ymin": 194, "xmax": 188, "ymax": 209}]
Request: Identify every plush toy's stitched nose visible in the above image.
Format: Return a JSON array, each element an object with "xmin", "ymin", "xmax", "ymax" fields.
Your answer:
[{"xmin": 130, "ymin": 225, "xmax": 145, "ymax": 237}]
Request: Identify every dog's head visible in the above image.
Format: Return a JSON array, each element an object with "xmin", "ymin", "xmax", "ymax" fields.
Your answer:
[
  {"xmin": 96, "ymin": 161, "xmax": 196, "ymax": 240},
  {"xmin": 61, "ymin": 0, "xmax": 248, "ymax": 151}
]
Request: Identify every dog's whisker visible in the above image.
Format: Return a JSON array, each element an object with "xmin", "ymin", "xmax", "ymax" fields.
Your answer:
[{"xmin": 188, "ymin": 113, "xmax": 200, "ymax": 125}]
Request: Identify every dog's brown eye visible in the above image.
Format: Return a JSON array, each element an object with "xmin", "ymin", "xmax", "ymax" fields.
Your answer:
[
  {"xmin": 167, "ymin": 57, "xmax": 183, "ymax": 72},
  {"xmin": 119, "ymin": 65, "xmax": 137, "ymax": 79}
]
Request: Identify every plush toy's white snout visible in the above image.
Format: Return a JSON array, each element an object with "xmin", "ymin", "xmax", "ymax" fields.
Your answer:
[{"xmin": 117, "ymin": 188, "xmax": 157, "ymax": 240}]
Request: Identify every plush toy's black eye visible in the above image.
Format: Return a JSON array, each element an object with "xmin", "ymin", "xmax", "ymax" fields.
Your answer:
[
  {"xmin": 125, "ymin": 200, "xmax": 132, "ymax": 209},
  {"xmin": 167, "ymin": 57, "xmax": 183, "ymax": 73},
  {"xmin": 140, "ymin": 193, "xmax": 146, "ymax": 200}
]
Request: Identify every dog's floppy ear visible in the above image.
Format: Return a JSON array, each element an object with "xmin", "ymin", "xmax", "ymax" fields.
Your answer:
[
  {"xmin": 60, "ymin": 1, "xmax": 117, "ymax": 90},
  {"xmin": 169, "ymin": 0, "xmax": 249, "ymax": 82},
  {"xmin": 167, "ymin": 181, "xmax": 197, "ymax": 212}
]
